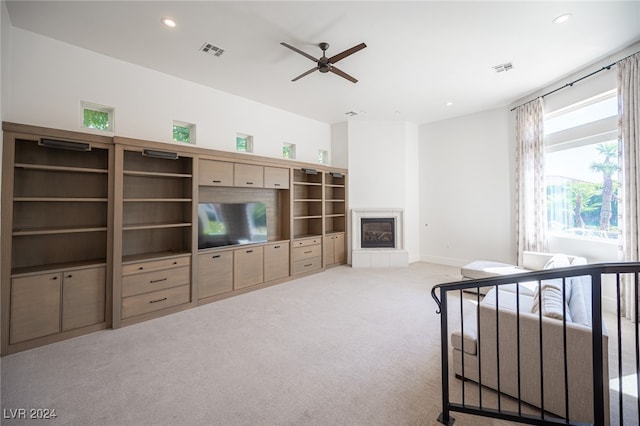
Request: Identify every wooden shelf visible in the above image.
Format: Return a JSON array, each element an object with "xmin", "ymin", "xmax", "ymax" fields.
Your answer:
[
  {"xmin": 325, "ymin": 184, "xmax": 345, "ymax": 188},
  {"xmin": 294, "ymin": 199, "xmax": 322, "ymax": 202},
  {"xmin": 12, "ymin": 259, "xmax": 107, "ymax": 278},
  {"xmin": 124, "ymin": 170, "xmax": 192, "ymax": 179},
  {"xmin": 122, "ymin": 251, "xmax": 191, "ymax": 265},
  {"xmin": 325, "ymin": 199, "xmax": 345, "ymax": 202},
  {"xmin": 325, "ymin": 214, "xmax": 345, "ymax": 218},
  {"xmin": 15, "ymin": 163, "xmax": 108, "ymax": 174},
  {"xmin": 123, "ymin": 198, "xmax": 192, "ymax": 203},
  {"xmin": 123, "ymin": 222, "xmax": 192, "ymax": 231},
  {"xmin": 13, "ymin": 226, "xmax": 107, "ymax": 236},
  {"xmin": 293, "ymin": 181, "xmax": 322, "ymax": 186},
  {"xmin": 14, "ymin": 197, "xmax": 108, "ymax": 203},
  {"xmin": 293, "ymin": 215, "xmax": 322, "ymax": 220}
]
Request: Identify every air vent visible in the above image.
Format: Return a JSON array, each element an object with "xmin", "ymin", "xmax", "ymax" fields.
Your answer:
[
  {"xmin": 493, "ymin": 62, "xmax": 514, "ymax": 73},
  {"xmin": 200, "ymin": 42, "xmax": 225, "ymax": 57},
  {"xmin": 345, "ymin": 111, "xmax": 358, "ymax": 117}
]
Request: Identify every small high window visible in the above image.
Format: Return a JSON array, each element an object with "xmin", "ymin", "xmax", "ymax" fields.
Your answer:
[
  {"xmin": 318, "ymin": 150, "xmax": 328, "ymax": 164},
  {"xmin": 236, "ymin": 134, "xmax": 253, "ymax": 153},
  {"xmin": 283, "ymin": 143, "xmax": 296, "ymax": 159},
  {"xmin": 173, "ymin": 121, "xmax": 195, "ymax": 144},
  {"xmin": 81, "ymin": 102, "xmax": 114, "ymax": 132}
]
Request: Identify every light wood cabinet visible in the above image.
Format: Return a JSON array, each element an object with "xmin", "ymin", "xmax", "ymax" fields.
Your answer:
[
  {"xmin": 264, "ymin": 167, "xmax": 290, "ymax": 189},
  {"xmin": 10, "ymin": 273, "xmax": 61, "ymax": 344},
  {"xmin": 10, "ymin": 265, "xmax": 106, "ymax": 344},
  {"xmin": 2, "ymin": 126, "xmax": 112, "ymax": 354},
  {"xmin": 199, "ymin": 159, "xmax": 233, "ymax": 186},
  {"xmin": 264, "ymin": 242, "xmax": 289, "ymax": 282},
  {"xmin": 324, "ymin": 233, "xmax": 346, "ymax": 267},
  {"xmin": 234, "ymin": 163, "xmax": 264, "ymax": 187},
  {"xmin": 121, "ymin": 255, "xmax": 191, "ymax": 319},
  {"xmin": 292, "ymin": 237, "xmax": 322, "ymax": 275},
  {"xmin": 198, "ymin": 250, "xmax": 233, "ymax": 299},
  {"xmin": 62, "ymin": 266, "xmax": 106, "ymax": 331},
  {"xmin": 234, "ymin": 246, "xmax": 264, "ymax": 289},
  {"xmin": 324, "ymin": 172, "xmax": 346, "ymax": 234}
]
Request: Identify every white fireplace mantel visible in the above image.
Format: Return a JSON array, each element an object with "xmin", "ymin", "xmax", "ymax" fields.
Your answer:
[{"xmin": 351, "ymin": 208, "xmax": 409, "ymax": 268}]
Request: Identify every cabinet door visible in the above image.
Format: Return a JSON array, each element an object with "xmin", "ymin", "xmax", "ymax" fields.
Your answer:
[
  {"xmin": 199, "ymin": 160, "xmax": 234, "ymax": 186},
  {"xmin": 198, "ymin": 251, "xmax": 233, "ymax": 299},
  {"xmin": 234, "ymin": 246, "xmax": 264, "ymax": 289},
  {"xmin": 234, "ymin": 164, "xmax": 264, "ymax": 188},
  {"xmin": 324, "ymin": 237, "xmax": 336, "ymax": 265},
  {"xmin": 264, "ymin": 242, "xmax": 289, "ymax": 282},
  {"xmin": 264, "ymin": 167, "xmax": 290, "ymax": 189},
  {"xmin": 62, "ymin": 266, "xmax": 106, "ymax": 331},
  {"xmin": 10, "ymin": 273, "xmax": 61, "ymax": 344},
  {"xmin": 334, "ymin": 233, "xmax": 345, "ymax": 264}
]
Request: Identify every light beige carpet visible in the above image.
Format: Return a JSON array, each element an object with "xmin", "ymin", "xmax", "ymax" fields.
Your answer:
[{"xmin": 0, "ymin": 263, "xmax": 631, "ymax": 425}]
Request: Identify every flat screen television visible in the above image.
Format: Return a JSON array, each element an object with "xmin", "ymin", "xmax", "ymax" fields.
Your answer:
[{"xmin": 197, "ymin": 202, "xmax": 267, "ymax": 249}]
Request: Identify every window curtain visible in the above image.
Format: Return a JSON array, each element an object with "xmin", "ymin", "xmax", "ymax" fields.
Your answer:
[
  {"xmin": 618, "ymin": 52, "xmax": 640, "ymax": 320},
  {"xmin": 515, "ymin": 98, "xmax": 547, "ymax": 263}
]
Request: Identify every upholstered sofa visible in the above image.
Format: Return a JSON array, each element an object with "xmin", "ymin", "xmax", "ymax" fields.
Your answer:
[{"xmin": 451, "ymin": 252, "xmax": 609, "ymax": 424}]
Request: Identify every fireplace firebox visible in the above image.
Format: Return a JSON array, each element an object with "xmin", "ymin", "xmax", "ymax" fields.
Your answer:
[{"xmin": 360, "ymin": 218, "xmax": 395, "ymax": 248}]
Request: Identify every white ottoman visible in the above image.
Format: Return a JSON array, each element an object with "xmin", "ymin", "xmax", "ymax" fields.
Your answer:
[{"xmin": 461, "ymin": 260, "xmax": 525, "ymax": 295}]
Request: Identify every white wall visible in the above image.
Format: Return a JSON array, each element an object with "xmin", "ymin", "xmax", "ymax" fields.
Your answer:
[
  {"xmin": 420, "ymin": 108, "xmax": 513, "ymax": 266},
  {"xmin": 5, "ymin": 28, "xmax": 330, "ymax": 164},
  {"xmin": 346, "ymin": 120, "xmax": 420, "ymax": 262}
]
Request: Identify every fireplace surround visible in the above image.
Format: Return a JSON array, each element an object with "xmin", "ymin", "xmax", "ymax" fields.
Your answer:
[{"xmin": 351, "ymin": 208, "xmax": 408, "ymax": 268}]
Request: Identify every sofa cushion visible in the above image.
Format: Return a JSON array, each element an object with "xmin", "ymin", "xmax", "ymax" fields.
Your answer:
[
  {"xmin": 461, "ymin": 260, "xmax": 525, "ymax": 280},
  {"xmin": 451, "ymin": 310, "xmax": 478, "ymax": 355},
  {"xmin": 569, "ymin": 275, "xmax": 591, "ymax": 327},
  {"xmin": 531, "ymin": 279, "xmax": 572, "ymax": 321}
]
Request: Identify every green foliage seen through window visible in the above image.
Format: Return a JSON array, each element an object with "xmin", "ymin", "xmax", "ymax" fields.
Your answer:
[
  {"xmin": 173, "ymin": 125, "xmax": 191, "ymax": 143},
  {"xmin": 236, "ymin": 136, "xmax": 248, "ymax": 152},
  {"xmin": 83, "ymin": 109, "xmax": 110, "ymax": 131}
]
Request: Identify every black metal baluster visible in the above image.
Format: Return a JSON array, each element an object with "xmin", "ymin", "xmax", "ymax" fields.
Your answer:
[
  {"xmin": 496, "ymin": 284, "xmax": 501, "ymax": 412},
  {"xmin": 562, "ymin": 277, "xmax": 569, "ymax": 421},
  {"xmin": 516, "ymin": 281, "xmax": 522, "ymax": 416},
  {"xmin": 538, "ymin": 279, "xmax": 545, "ymax": 421},
  {"xmin": 477, "ymin": 285, "xmax": 483, "ymax": 409},
  {"xmin": 438, "ymin": 289, "xmax": 452, "ymax": 425},
  {"xmin": 616, "ymin": 273, "xmax": 623, "ymax": 426},
  {"xmin": 635, "ymin": 272, "xmax": 640, "ymax": 422},
  {"xmin": 592, "ymin": 273, "xmax": 604, "ymax": 425},
  {"xmin": 460, "ymin": 289, "xmax": 465, "ymax": 407}
]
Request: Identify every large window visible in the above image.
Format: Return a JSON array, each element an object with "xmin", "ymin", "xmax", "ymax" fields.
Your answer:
[{"xmin": 544, "ymin": 90, "xmax": 619, "ymax": 241}]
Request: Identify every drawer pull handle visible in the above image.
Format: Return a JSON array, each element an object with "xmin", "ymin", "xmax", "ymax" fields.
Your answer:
[
  {"xmin": 212, "ymin": 255, "xmax": 221, "ymax": 259},
  {"xmin": 138, "ymin": 267, "xmax": 144, "ymax": 271},
  {"xmin": 304, "ymin": 250, "xmax": 312, "ymax": 254},
  {"xmin": 274, "ymin": 245, "xmax": 281, "ymax": 249},
  {"xmin": 274, "ymin": 183, "xmax": 281, "ymax": 186},
  {"xmin": 66, "ymin": 274, "xmax": 73, "ymax": 278},
  {"xmin": 246, "ymin": 250, "xmax": 253, "ymax": 253},
  {"xmin": 246, "ymin": 181, "xmax": 254, "ymax": 185},
  {"xmin": 213, "ymin": 180, "xmax": 221, "ymax": 183},
  {"xmin": 173, "ymin": 261, "xmax": 178, "ymax": 265},
  {"xmin": 304, "ymin": 263, "xmax": 312, "ymax": 267},
  {"xmin": 52, "ymin": 276, "xmax": 58, "ymax": 280},
  {"xmin": 149, "ymin": 297, "xmax": 168, "ymax": 304},
  {"xmin": 150, "ymin": 278, "xmax": 168, "ymax": 284}
]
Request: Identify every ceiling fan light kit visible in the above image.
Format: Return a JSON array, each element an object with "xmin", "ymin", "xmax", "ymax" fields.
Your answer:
[{"xmin": 280, "ymin": 41, "xmax": 367, "ymax": 83}]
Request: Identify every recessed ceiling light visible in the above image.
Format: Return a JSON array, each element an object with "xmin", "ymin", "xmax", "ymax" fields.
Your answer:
[
  {"xmin": 161, "ymin": 17, "xmax": 176, "ymax": 28},
  {"xmin": 446, "ymin": 102, "xmax": 454, "ymax": 107},
  {"xmin": 552, "ymin": 13, "xmax": 572, "ymax": 24}
]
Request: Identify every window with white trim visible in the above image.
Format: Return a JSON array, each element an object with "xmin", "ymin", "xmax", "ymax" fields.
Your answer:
[
  {"xmin": 544, "ymin": 89, "xmax": 619, "ymax": 241},
  {"xmin": 236, "ymin": 134, "xmax": 253, "ymax": 153},
  {"xmin": 173, "ymin": 121, "xmax": 195, "ymax": 144},
  {"xmin": 318, "ymin": 149, "xmax": 328, "ymax": 165},
  {"xmin": 81, "ymin": 102, "xmax": 114, "ymax": 132},
  {"xmin": 282, "ymin": 142, "xmax": 296, "ymax": 159}
]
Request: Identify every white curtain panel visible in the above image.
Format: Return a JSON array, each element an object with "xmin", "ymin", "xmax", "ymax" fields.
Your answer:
[
  {"xmin": 618, "ymin": 52, "xmax": 640, "ymax": 320},
  {"xmin": 515, "ymin": 97, "xmax": 547, "ymax": 263}
]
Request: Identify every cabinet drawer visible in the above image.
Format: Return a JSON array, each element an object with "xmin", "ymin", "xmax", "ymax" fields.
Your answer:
[
  {"xmin": 292, "ymin": 257, "xmax": 322, "ymax": 275},
  {"xmin": 122, "ymin": 284, "xmax": 190, "ymax": 319},
  {"xmin": 198, "ymin": 250, "xmax": 233, "ymax": 299},
  {"xmin": 234, "ymin": 246, "xmax": 264, "ymax": 289},
  {"xmin": 293, "ymin": 237, "xmax": 322, "ymax": 247},
  {"xmin": 122, "ymin": 266, "xmax": 190, "ymax": 297},
  {"xmin": 264, "ymin": 167, "xmax": 290, "ymax": 189},
  {"xmin": 122, "ymin": 256, "xmax": 190, "ymax": 276},
  {"xmin": 293, "ymin": 244, "xmax": 321, "ymax": 261},
  {"xmin": 199, "ymin": 160, "xmax": 234, "ymax": 186},
  {"xmin": 234, "ymin": 163, "xmax": 264, "ymax": 187},
  {"xmin": 264, "ymin": 242, "xmax": 289, "ymax": 282}
]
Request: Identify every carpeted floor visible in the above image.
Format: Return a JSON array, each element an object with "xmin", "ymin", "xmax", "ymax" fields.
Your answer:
[{"xmin": 0, "ymin": 262, "xmax": 633, "ymax": 425}]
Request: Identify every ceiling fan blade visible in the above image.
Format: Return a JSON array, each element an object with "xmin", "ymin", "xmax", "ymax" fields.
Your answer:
[
  {"xmin": 329, "ymin": 66, "xmax": 358, "ymax": 83},
  {"xmin": 280, "ymin": 42, "xmax": 318, "ymax": 63},
  {"xmin": 328, "ymin": 43, "xmax": 366, "ymax": 64},
  {"xmin": 292, "ymin": 67, "xmax": 319, "ymax": 82}
]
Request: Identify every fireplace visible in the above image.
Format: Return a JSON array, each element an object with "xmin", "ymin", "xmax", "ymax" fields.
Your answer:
[
  {"xmin": 351, "ymin": 208, "xmax": 408, "ymax": 268},
  {"xmin": 361, "ymin": 218, "xmax": 395, "ymax": 248}
]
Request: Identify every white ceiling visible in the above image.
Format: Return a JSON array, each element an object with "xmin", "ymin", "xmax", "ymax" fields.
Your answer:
[{"xmin": 6, "ymin": 1, "xmax": 640, "ymax": 124}]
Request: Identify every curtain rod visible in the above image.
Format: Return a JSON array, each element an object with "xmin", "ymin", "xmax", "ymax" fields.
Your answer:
[{"xmin": 510, "ymin": 50, "xmax": 640, "ymax": 112}]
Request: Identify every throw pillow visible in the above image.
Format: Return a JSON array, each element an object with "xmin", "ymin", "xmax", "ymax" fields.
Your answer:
[
  {"xmin": 531, "ymin": 278, "xmax": 572, "ymax": 322},
  {"xmin": 543, "ymin": 253, "xmax": 571, "ymax": 270}
]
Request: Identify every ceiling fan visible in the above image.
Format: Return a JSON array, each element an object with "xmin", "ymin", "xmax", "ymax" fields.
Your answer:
[{"xmin": 280, "ymin": 41, "xmax": 367, "ymax": 83}]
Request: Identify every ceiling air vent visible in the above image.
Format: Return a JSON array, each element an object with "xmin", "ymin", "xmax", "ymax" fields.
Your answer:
[
  {"xmin": 493, "ymin": 62, "xmax": 514, "ymax": 73},
  {"xmin": 345, "ymin": 111, "xmax": 358, "ymax": 117},
  {"xmin": 200, "ymin": 42, "xmax": 225, "ymax": 57}
]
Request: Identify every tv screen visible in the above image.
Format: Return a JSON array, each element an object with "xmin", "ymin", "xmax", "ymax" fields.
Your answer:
[{"xmin": 198, "ymin": 202, "xmax": 267, "ymax": 249}]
